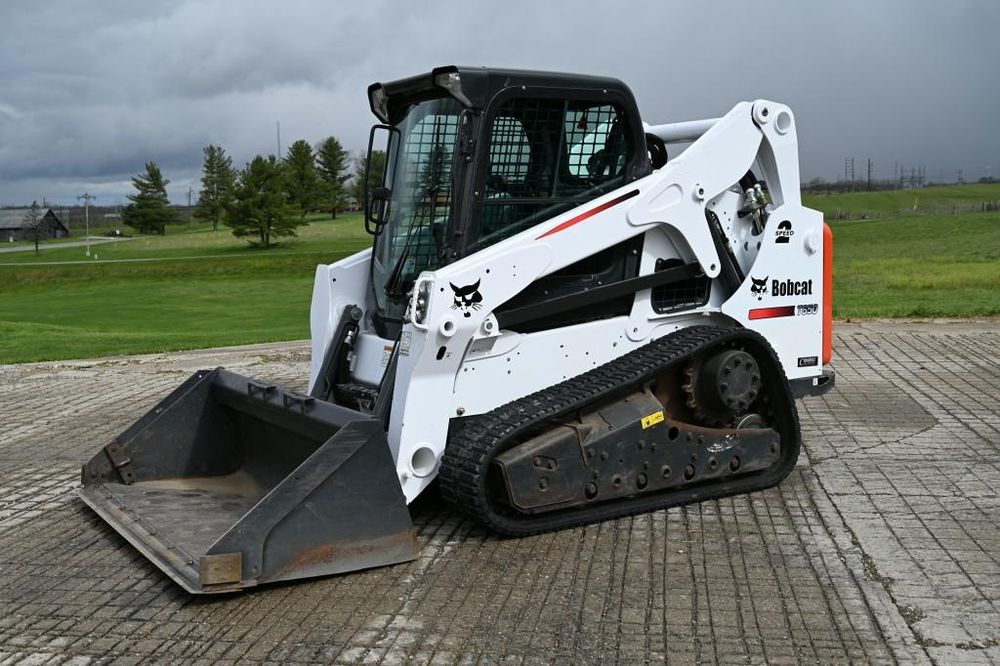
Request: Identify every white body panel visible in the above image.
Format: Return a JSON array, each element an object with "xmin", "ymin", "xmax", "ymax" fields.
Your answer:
[
  {"xmin": 309, "ymin": 99, "xmax": 829, "ymax": 503},
  {"xmin": 308, "ymin": 248, "xmax": 371, "ymax": 394}
]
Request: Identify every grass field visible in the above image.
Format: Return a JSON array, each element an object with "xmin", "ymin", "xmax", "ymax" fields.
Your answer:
[
  {"xmin": 803, "ymin": 183, "xmax": 1000, "ymax": 219},
  {"xmin": 807, "ymin": 185, "xmax": 1000, "ymax": 317},
  {"xmin": 829, "ymin": 213, "xmax": 999, "ymax": 318},
  {"xmin": 1, "ymin": 190, "xmax": 998, "ymax": 363},
  {"xmin": 0, "ymin": 213, "xmax": 369, "ymax": 363}
]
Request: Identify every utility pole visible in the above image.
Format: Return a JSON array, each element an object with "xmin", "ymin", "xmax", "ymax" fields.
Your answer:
[
  {"xmin": 843, "ymin": 157, "xmax": 856, "ymax": 192},
  {"xmin": 276, "ymin": 121, "xmax": 282, "ymax": 158},
  {"xmin": 213, "ymin": 175, "xmax": 219, "ymax": 231},
  {"xmin": 867, "ymin": 158, "xmax": 873, "ymax": 191},
  {"xmin": 77, "ymin": 192, "xmax": 96, "ymax": 257},
  {"xmin": 187, "ymin": 186, "xmax": 193, "ymax": 227}
]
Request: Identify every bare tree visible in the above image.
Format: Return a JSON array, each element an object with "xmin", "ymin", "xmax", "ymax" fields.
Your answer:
[{"xmin": 22, "ymin": 201, "xmax": 44, "ymax": 255}]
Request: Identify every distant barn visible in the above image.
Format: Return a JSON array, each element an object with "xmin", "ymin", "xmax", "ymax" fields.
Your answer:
[{"xmin": 0, "ymin": 208, "xmax": 70, "ymax": 242}]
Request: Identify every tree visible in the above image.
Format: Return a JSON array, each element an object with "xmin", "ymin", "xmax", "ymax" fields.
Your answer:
[
  {"xmin": 225, "ymin": 155, "xmax": 305, "ymax": 248},
  {"xmin": 122, "ymin": 162, "xmax": 177, "ymax": 234},
  {"xmin": 351, "ymin": 150, "xmax": 387, "ymax": 212},
  {"xmin": 315, "ymin": 136, "xmax": 351, "ymax": 218},
  {"xmin": 420, "ymin": 144, "xmax": 450, "ymax": 205},
  {"xmin": 22, "ymin": 200, "xmax": 44, "ymax": 255},
  {"xmin": 284, "ymin": 140, "xmax": 320, "ymax": 220},
  {"xmin": 195, "ymin": 145, "xmax": 235, "ymax": 231}
]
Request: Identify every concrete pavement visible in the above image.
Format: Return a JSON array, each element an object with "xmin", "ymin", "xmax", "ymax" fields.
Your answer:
[{"xmin": 0, "ymin": 322, "xmax": 997, "ymax": 664}]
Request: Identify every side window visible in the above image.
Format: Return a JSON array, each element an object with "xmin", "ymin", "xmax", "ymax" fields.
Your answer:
[
  {"xmin": 560, "ymin": 104, "xmax": 627, "ymax": 194},
  {"xmin": 400, "ymin": 112, "xmax": 459, "ymax": 214},
  {"xmin": 475, "ymin": 98, "xmax": 631, "ymax": 251},
  {"xmin": 488, "ymin": 116, "xmax": 531, "ymax": 186}
]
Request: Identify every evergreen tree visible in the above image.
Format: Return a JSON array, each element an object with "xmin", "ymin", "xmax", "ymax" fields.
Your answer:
[
  {"xmin": 420, "ymin": 144, "xmax": 449, "ymax": 208},
  {"xmin": 315, "ymin": 136, "xmax": 351, "ymax": 218},
  {"xmin": 122, "ymin": 162, "xmax": 177, "ymax": 234},
  {"xmin": 225, "ymin": 155, "xmax": 304, "ymax": 248},
  {"xmin": 284, "ymin": 140, "xmax": 320, "ymax": 220},
  {"xmin": 351, "ymin": 150, "xmax": 387, "ymax": 212},
  {"xmin": 195, "ymin": 145, "xmax": 235, "ymax": 231}
]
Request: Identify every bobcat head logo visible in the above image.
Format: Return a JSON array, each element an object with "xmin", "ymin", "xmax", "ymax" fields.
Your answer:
[
  {"xmin": 450, "ymin": 279, "xmax": 483, "ymax": 318},
  {"xmin": 750, "ymin": 275, "xmax": 768, "ymax": 301}
]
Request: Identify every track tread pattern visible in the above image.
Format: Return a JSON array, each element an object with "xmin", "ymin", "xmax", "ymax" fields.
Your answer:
[{"xmin": 438, "ymin": 325, "xmax": 801, "ymax": 536}]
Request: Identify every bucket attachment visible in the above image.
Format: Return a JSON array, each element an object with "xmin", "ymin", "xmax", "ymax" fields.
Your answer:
[{"xmin": 79, "ymin": 368, "xmax": 417, "ymax": 594}]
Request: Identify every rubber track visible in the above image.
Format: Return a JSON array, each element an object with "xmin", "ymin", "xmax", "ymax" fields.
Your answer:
[{"xmin": 438, "ymin": 325, "xmax": 801, "ymax": 536}]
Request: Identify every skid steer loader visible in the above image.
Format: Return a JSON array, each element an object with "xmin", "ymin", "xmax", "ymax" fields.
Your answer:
[{"xmin": 80, "ymin": 66, "xmax": 834, "ymax": 593}]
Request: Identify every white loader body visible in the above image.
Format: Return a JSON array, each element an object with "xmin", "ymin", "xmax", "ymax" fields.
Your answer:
[{"xmin": 309, "ymin": 99, "xmax": 829, "ymax": 503}]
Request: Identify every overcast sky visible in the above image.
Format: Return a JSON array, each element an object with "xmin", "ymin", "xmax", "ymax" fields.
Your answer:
[{"xmin": 1, "ymin": 0, "xmax": 998, "ymax": 206}]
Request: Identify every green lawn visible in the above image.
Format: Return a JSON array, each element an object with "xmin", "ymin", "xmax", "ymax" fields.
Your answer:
[
  {"xmin": 0, "ymin": 201, "xmax": 997, "ymax": 364},
  {"xmin": 0, "ymin": 215, "xmax": 368, "ymax": 265},
  {"xmin": 0, "ymin": 214, "xmax": 370, "ymax": 363},
  {"xmin": 829, "ymin": 212, "xmax": 999, "ymax": 318},
  {"xmin": 804, "ymin": 183, "xmax": 1000, "ymax": 220}
]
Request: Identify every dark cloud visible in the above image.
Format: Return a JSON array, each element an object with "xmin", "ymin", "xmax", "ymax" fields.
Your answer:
[{"xmin": 1, "ymin": 0, "xmax": 998, "ymax": 204}]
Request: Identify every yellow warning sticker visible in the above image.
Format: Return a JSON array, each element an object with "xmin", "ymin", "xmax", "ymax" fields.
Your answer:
[{"xmin": 641, "ymin": 410, "xmax": 665, "ymax": 429}]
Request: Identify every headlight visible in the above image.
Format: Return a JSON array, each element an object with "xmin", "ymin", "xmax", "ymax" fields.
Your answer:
[
  {"xmin": 370, "ymin": 85, "xmax": 388, "ymax": 122},
  {"xmin": 434, "ymin": 70, "xmax": 472, "ymax": 107},
  {"xmin": 414, "ymin": 280, "xmax": 431, "ymax": 325}
]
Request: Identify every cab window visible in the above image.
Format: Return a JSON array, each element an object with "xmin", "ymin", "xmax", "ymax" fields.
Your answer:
[{"xmin": 472, "ymin": 98, "xmax": 631, "ymax": 251}]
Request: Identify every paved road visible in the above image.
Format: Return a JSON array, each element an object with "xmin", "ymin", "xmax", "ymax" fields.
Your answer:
[
  {"xmin": 0, "ymin": 237, "xmax": 132, "ymax": 255},
  {"xmin": 0, "ymin": 322, "xmax": 997, "ymax": 664}
]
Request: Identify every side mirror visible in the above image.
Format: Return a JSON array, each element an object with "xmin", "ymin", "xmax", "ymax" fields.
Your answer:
[{"xmin": 363, "ymin": 124, "xmax": 399, "ymax": 237}]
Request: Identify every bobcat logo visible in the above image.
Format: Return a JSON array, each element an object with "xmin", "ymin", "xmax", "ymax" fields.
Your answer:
[
  {"xmin": 450, "ymin": 279, "xmax": 483, "ymax": 317},
  {"xmin": 750, "ymin": 275, "xmax": 768, "ymax": 301}
]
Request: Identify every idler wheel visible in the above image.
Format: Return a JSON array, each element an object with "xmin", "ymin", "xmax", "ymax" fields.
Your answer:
[{"xmin": 698, "ymin": 349, "xmax": 761, "ymax": 415}]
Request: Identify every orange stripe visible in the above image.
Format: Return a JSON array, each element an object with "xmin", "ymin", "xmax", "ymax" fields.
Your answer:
[{"xmin": 823, "ymin": 222, "xmax": 834, "ymax": 364}]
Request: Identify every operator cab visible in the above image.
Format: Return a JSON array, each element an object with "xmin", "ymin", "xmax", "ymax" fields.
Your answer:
[{"xmin": 363, "ymin": 65, "xmax": 651, "ymax": 337}]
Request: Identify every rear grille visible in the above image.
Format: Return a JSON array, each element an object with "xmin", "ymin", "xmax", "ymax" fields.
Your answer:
[{"xmin": 651, "ymin": 258, "xmax": 711, "ymax": 314}]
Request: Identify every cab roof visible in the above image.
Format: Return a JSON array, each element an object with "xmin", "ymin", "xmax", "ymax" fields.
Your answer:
[{"xmin": 368, "ymin": 65, "xmax": 636, "ymax": 123}]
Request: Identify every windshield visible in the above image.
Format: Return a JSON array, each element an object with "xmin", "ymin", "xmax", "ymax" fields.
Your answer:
[{"xmin": 371, "ymin": 96, "xmax": 462, "ymax": 320}]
